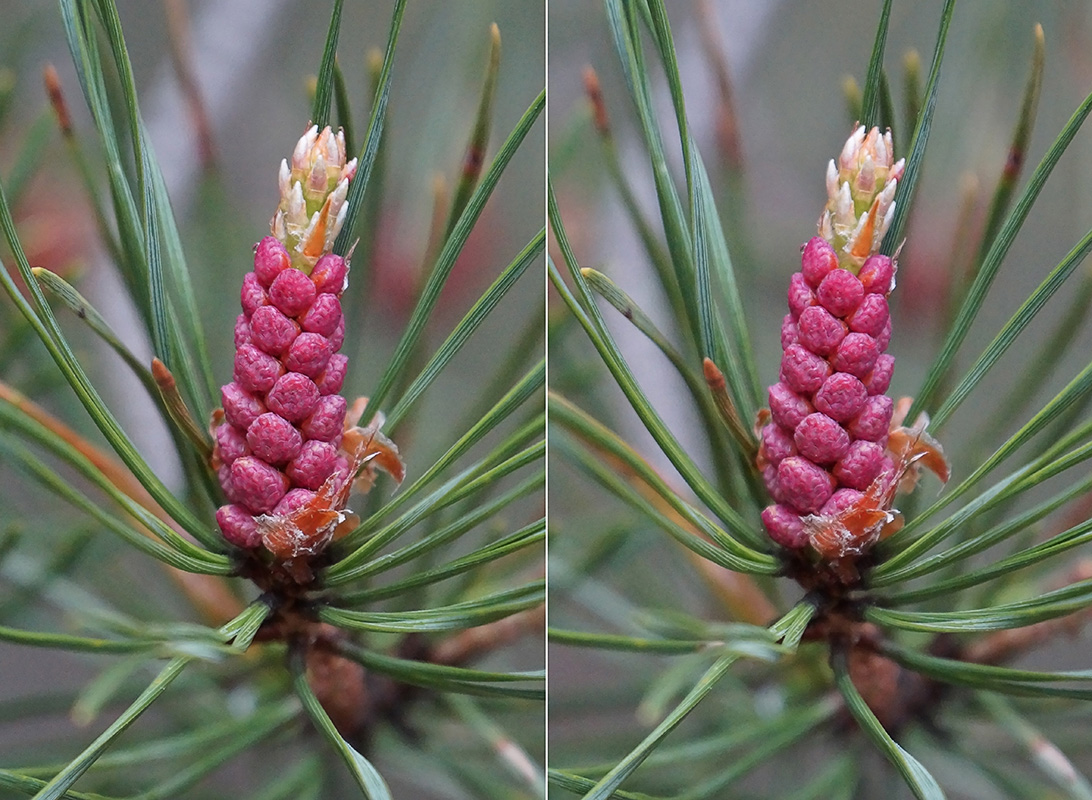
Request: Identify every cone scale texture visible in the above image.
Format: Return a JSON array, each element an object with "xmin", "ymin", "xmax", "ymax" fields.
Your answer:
[
  {"xmin": 760, "ymin": 239, "xmax": 897, "ymax": 551},
  {"xmin": 215, "ymin": 241, "xmax": 352, "ymax": 550},
  {"xmin": 210, "ymin": 125, "xmax": 404, "ymax": 569},
  {"xmin": 759, "ymin": 125, "xmax": 911, "ymax": 559}
]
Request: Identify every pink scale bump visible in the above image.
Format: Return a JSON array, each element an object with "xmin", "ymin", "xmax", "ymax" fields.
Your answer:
[
  {"xmin": 777, "ymin": 456, "xmax": 835, "ymax": 514},
  {"xmin": 864, "ymin": 354, "xmax": 895, "ymax": 396},
  {"xmin": 240, "ymin": 272, "xmax": 268, "ymax": 316},
  {"xmin": 215, "ymin": 423, "xmax": 249, "ymax": 466},
  {"xmin": 233, "ymin": 314, "xmax": 252, "ymax": 348},
  {"xmin": 284, "ymin": 332, "xmax": 333, "ymax": 377},
  {"xmin": 254, "ymin": 236, "xmax": 291, "ymax": 287},
  {"xmin": 820, "ymin": 488, "xmax": 865, "ymax": 517},
  {"xmin": 793, "ymin": 412, "xmax": 850, "ymax": 464},
  {"xmin": 847, "ymin": 394, "xmax": 894, "ymax": 442},
  {"xmin": 859, "ymin": 254, "xmax": 894, "ymax": 295},
  {"xmin": 234, "ymin": 343, "xmax": 284, "ymax": 393},
  {"xmin": 876, "ymin": 317, "xmax": 892, "ymax": 352},
  {"xmin": 301, "ymin": 294, "xmax": 343, "ymax": 337},
  {"xmin": 878, "ymin": 456, "xmax": 897, "ymax": 486},
  {"xmin": 768, "ymin": 382, "xmax": 812, "ymax": 430},
  {"xmin": 328, "ymin": 316, "xmax": 346, "ymax": 352},
  {"xmin": 221, "ymin": 382, "xmax": 266, "ymax": 429},
  {"xmin": 230, "ymin": 456, "xmax": 289, "ymax": 514},
  {"xmin": 762, "ymin": 464, "xmax": 785, "ymax": 504},
  {"xmin": 311, "ymin": 253, "xmax": 348, "ymax": 295},
  {"xmin": 801, "ymin": 236, "xmax": 838, "ymax": 289},
  {"xmin": 246, "ymin": 412, "xmax": 303, "ymax": 464},
  {"xmin": 219, "ymin": 465, "xmax": 242, "ymax": 504},
  {"xmin": 834, "ymin": 440, "xmax": 886, "ymax": 490},
  {"xmin": 787, "ymin": 272, "xmax": 816, "ymax": 318},
  {"xmin": 274, "ymin": 487, "xmax": 318, "ymax": 516},
  {"xmin": 287, "ymin": 439, "xmax": 339, "ymax": 489},
  {"xmin": 760, "ymin": 423, "xmax": 796, "ymax": 465},
  {"xmin": 780, "ymin": 314, "xmax": 800, "ymax": 349},
  {"xmin": 832, "ymin": 332, "xmax": 879, "ymax": 378},
  {"xmin": 780, "ymin": 344, "xmax": 831, "ymax": 395},
  {"xmin": 269, "ymin": 269, "xmax": 317, "ymax": 317},
  {"xmin": 216, "ymin": 505, "xmax": 261, "ymax": 548},
  {"xmin": 813, "ymin": 372, "xmax": 867, "ymax": 422},
  {"xmin": 250, "ymin": 305, "xmax": 300, "ymax": 356},
  {"xmin": 301, "ymin": 394, "xmax": 348, "ymax": 442},
  {"xmin": 266, "ymin": 372, "xmax": 321, "ymax": 422},
  {"xmin": 797, "ymin": 305, "xmax": 847, "ymax": 356},
  {"xmin": 316, "ymin": 353, "xmax": 348, "ymax": 395},
  {"xmin": 817, "ymin": 269, "xmax": 864, "ymax": 317},
  {"xmin": 761, "ymin": 505, "xmax": 806, "ymax": 549},
  {"xmin": 330, "ymin": 455, "xmax": 353, "ymax": 493},
  {"xmin": 848, "ymin": 294, "xmax": 889, "ymax": 337}
]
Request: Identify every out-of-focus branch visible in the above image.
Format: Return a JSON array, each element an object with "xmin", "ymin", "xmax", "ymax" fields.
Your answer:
[
  {"xmin": 965, "ymin": 560, "xmax": 1092, "ymax": 666},
  {"xmin": 574, "ymin": 426, "xmax": 777, "ymax": 626},
  {"xmin": 0, "ymin": 380, "xmax": 243, "ymax": 624},
  {"xmin": 431, "ymin": 604, "xmax": 545, "ymax": 667},
  {"xmin": 163, "ymin": 0, "xmax": 217, "ymax": 169},
  {"xmin": 695, "ymin": 0, "xmax": 743, "ymax": 172}
]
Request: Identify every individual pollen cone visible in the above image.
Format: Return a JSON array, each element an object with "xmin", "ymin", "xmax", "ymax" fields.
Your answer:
[
  {"xmin": 213, "ymin": 126, "xmax": 402, "ymax": 578},
  {"xmin": 759, "ymin": 124, "xmax": 930, "ymax": 563},
  {"xmin": 215, "ymin": 239, "xmax": 353, "ymax": 548},
  {"xmin": 759, "ymin": 238, "xmax": 897, "ymax": 554}
]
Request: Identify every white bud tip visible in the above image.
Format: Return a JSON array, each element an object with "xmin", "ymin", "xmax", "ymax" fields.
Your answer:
[
  {"xmin": 288, "ymin": 182, "xmax": 306, "ymax": 219},
  {"xmin": 880, "ymin": 200, "xmax": 896, "ymax": 237},
  {"xmin": 841, "ymin": 126, "xmax": 865, "ymax": 168},
  {"xmin": 836, "ymin": 181, "xmax": 853, "ymax": 218},
  {"xmin": 279, "ymin": 159, "xmax": 290, "ymax": 194},
  {"xmin": 309, "ymin": 154, "xmax": 328, "ymax": 191},
  {"xmin": 874, "ymin": 133, "xmax": 887, "ymax": 165},
  {"xmin": 293, "ymin": 126, "xmax": 319, "ymax": 167},
  {"xmin": 334, "ymin": 200, "xmax": 348, "ymax": 233}
]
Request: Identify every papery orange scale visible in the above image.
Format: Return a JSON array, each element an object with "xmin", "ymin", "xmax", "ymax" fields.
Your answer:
[
  {"xmin": 887, "ymin": 426, "xmax": 950, "ymax": 494},
  {"xmin": 807, "ymin": 415, "xmax": 949, "ymax": 560},
  {"xmin": 367, "ymin": 437, "xmax": 406, "ymax": 484},
  {"xmin": 260, "ymin": 504, "xmax": 338, "ymax": 559},
  {"xmin": 257, "ymin": 423, "xmax": 405, "ymax": 562},
  {"xmin": 808, "ymin": 500, "xmax": 890, "ymax": 560},
  {"xmin": 302, "ymin": 199, "xmax": 330, "ymax": 259},
  {"xmin": 343, "ymin": 425, "xmax": 406, "ymax": 485},
  {"xmin": 333, "ymin": 513, "xmax": 360, "ymax": 541},
  {"xmin": 849, "ymin": 198, "xmax": 879, "ymax": 259},
  {"xmin": 879, "ymin": 512, "xmax": 904, "ymax": 540}
]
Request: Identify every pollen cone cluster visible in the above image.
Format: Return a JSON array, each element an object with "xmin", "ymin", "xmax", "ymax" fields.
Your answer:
[
  {"xmin": 759, "ymin": 125, "xmax": 903, "ymax": 555},
  {"xmin": 213, "ymin": 126, "xmax": 362, "ymax": 558}
]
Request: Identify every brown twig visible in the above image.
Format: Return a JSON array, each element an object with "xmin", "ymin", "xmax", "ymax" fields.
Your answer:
[
  {"xmin": 304, "ymin": 623, "xmax": 370, "ymax": 735},
  {"xmin": 702, "ymin": 357, "xmax": 758, "ymax": 456},
  {"xmin": 151, "ymin": 358, "xmax": 213, "ymax": 460},
  {"xmin": 583, "ymin": 66, "xmax": 610, "ymax": 136},
  {"xmin": 43, "ymin": 64, "xmax": 72, "ymax": 137}
]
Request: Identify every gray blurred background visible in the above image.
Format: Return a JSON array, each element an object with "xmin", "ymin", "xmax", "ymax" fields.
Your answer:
[
  {"xmin": 549, "ymin": 1, "xmax": 1092, "ymax": 795},
  {"xmin": 0, "ymin": 1, "xmax": 543, "ymax": 796}
]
